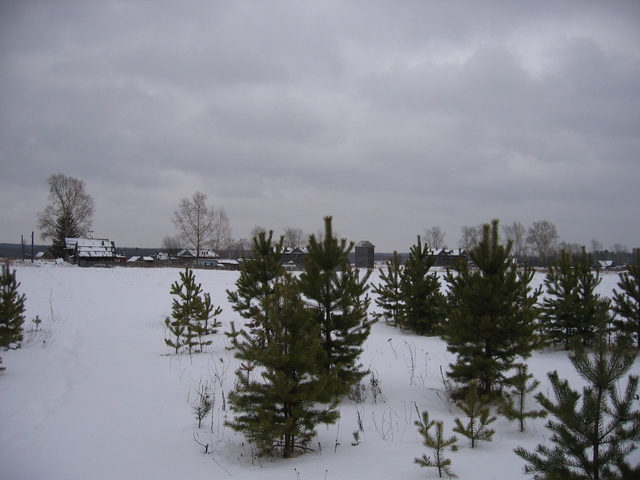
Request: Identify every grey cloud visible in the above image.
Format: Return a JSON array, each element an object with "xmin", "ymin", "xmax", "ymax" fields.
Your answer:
[{"xmin": 1, "ymin": 1, "xmax": 639, "ymax": 251}]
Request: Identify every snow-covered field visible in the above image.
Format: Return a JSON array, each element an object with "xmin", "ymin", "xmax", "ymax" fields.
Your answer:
[{"xmin": 1, "ymin": 262, "xmax": 638, "ymax": 480}]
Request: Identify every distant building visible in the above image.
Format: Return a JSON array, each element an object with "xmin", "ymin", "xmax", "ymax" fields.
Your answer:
[
  {"xmin": 176, "ymin": 249, "xmax": 218, "ymax": 266},
  {"xmin": 427, "ymin": 248, "xmax": 469, "ymax": 267},
  {"xmin": 65, "ymin": 238, "xmax": 116, "ymax": 267},
  {"xmin": 282, "ymin": 247, "xmax": 307, "ymax": 268},
  {"xmin": 127, "ymin": 255, "xmax": 155, "ymax": 265},
  {"xmin": 355, "ymin": 241, "xmax": 375, "ymax": 269},
  {"xmin": 593, "ymin": 260, "xmax": 614, "ymax": 270}
]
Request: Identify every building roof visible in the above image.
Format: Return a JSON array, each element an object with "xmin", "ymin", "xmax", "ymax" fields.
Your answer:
[
  {"xmin": 65, "ymin": 238, "xmax": 116, "ymax": 258},
  {"xmin": 127, "ymin": 256, "xmax": 154, "ymax": 262},
  {"xmin": 427, "ymin": 248, "xmax": 468, "ymax": 256},
  {"xmin": 594, "ymin": 260, "xmax": 614, "ymax": 269},
  {"xmin": 177, "ymin": 249, "xmax": 218, "ymax": 259},
  {"xmin": 283, "ymin": 247, "xmax": 307, "ymax": 254},
  {"xmin": 355, "ymin": 241, "xmax": 375, "ymax": 248}
]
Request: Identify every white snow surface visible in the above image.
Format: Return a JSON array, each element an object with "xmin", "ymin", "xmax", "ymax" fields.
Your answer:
[{"xmin": 1, "ymin": 263, "xmax": 639, "ymax": 480}]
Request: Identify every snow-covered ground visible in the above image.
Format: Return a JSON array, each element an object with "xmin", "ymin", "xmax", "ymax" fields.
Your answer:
[{"xmin": 1, "ymin": 262, "xmax": 638, "ymax": 480}]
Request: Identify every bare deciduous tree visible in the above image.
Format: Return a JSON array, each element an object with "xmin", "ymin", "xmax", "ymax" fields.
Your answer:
[
  {"xmin": 250, "ymin": 225, "xmax": 267, "ymax": 239},
  {"xmin": 283, "ymin": 226, "xmax": 306, "ymax": 249},
  {"xmin": 172, "ymin": 192, "xmax": 231, "ymax": 257},
  {"xmin": 590, "ymin": 238, "xmax": 604, "ymax": 260},
  {"xmin": 558, "ymin": 241, "xmax": 583, "ymax": 256},
  {"xmin": 502, "ymin": 221, "xmax": 528, "ymax": 259},
  {"xmin": 423, "ymin": 226, "xmax": 446, "ymax": 249},
  {"xmin": 458, "ymin": 225, "xmax": 482, "ymax": 251},
  {"xmin": 37, "ymin": 174, "xmax": 95, "ymax": 240},
  {"xmin": 209, "ymin": 207, "xmax": 233, "ymax": 251},
  {"xmin": 527, "ymin": 220, "xmax": 559, "ymax": 266},
  {"xmin": 162, "ymin": 235, "xmax": 182, "ymax": 257}
]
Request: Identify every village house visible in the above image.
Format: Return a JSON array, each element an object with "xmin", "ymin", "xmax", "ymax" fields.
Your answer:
[
  {"xmin": 427, "ymin": 248, "xmax": 469, "ymax": 267},
  {"xmin": 64, "ymin": 238, "xmax": 116, "ymax": 267},
  {"xmin": 176, "ymin": 249, "xmax": 219, "ymax": 266},
  {"xmin": 282, "ymin": 247, "xmax": 307, "ymax": 269}
]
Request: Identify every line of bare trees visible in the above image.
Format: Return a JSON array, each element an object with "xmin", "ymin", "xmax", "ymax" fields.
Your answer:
[
  {"xmin": 164, "ymin": 191, "xmax": 309, "ymax": 259},
  {"xmin": 424, "ymin": 221, "xmax": 636, "ymax": 266}
]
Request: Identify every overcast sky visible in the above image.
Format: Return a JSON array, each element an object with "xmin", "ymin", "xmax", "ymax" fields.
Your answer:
[{"xmin": 1, "ymin": 1, "xmax": 639, "ymax": 252}]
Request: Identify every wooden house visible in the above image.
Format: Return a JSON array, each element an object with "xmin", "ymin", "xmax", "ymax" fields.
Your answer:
[
  {"xmin": 176, "ymin": 249, "xmax": 218, "ymax": 266},
  {"xmin": 427, "ymin": 248, "xmax": 469, "ymax": 267},
  {"xmin": 65, "ymin": 238, "xmax": 116, "ymax": 267},
  {"xmin": 282, "ymin": 247, "xmax": 307, "ymax": 267}
]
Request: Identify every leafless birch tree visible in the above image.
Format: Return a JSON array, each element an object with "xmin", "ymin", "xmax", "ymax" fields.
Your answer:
[{"xmin": 37, "ymin": 173, "xmax": 95, "ymax": 240}]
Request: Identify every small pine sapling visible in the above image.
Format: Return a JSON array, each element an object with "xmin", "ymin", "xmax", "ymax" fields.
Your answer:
[
  {"xmin": 165, "ymin": 268, "xmax": 222, "ymax": 355},
  {"xmin": 0, "ymin": 264, "xmax": 26, "ymax": 350},
  {"xmin": 372, "ymin": 251, "xmax": 403, "ymax": 325},
  {"xmin": 190, "ymin": 292, "xmax": 223, "ymax": 352},
  {"xmin": 414, "ymin": 407, "xmax": 458, "ymax": 478},
  {"xmin": 498, "ymin": 363, "xmax": 547, "ymax": 432},
  {"xmin": 0, "ymin": 264, "xmax": 26, "ymax": 370},
  {"xmin": 192, "ymin": 379, "xmax": 214, "ymax": 428},
  {"xmin": 164, "ymin": 315, "xmax": 187, "ymax": 354},
  {"xmin": 452, "ymin": 381, "xmax": 497, "ymax": 448},
  {"xmin": 613, "ymin": 249, "xmax": 640, "ymax": 349}
]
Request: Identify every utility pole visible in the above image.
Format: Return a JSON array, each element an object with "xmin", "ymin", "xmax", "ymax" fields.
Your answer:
[{"xmin": 31, "ymin": 231, "xmax": 35, "ymax": 263}]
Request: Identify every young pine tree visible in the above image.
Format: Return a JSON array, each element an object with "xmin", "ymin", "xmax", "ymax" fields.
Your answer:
[
  {"xmin": 372, "ymin": 251, "xmax": 403, "ymax": 326},
  {"xmin": 165, "ymin": 268, "xmax": 221, "ymax": 355},
  {"xmin": 0, "ymin": 265, "xmax": 26, "ymax": 352},
  {"xmin": 298, "ymin": 216, "xmax": 373, "ymax": 397},
  {"xmin": 227, "ymin": 276, "xmax": 339, "ymax": 458},
  {"xmin": 414, "ymin": 408, "xmax": 459, "ymax": 478},
  {"xmin": 515, "ymin": 335, "xmax": 640, "ymax": 480},
  {"xmin": 543, "ymin": 247, "xmax": 611, "ymax": 349},
  {"xmin": 49, "ymin": 211, "xmax": 80, "ymax": 260},
  {"xmin": 226, "ymin": 230, "xmax": 286, "ymax": 335},
  {"xmin": 498, "ymin": 363, "xmax": 547, "ymax": 433},
  {"xmin": 442, "ymin": 219, "xmax": 541, "ymax": 396},
  {"xmin": 613, "ymin": 250, "xmax": 640, "ymax": 349},
  {"xmin": 397, "ymin": 237, "xmax": 445, "ymax": 335},
  {"xmin": 452, "ymin": 380, "xmax": 497, "ymax": 448}
]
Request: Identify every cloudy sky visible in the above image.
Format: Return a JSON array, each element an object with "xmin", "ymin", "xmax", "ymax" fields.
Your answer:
[{"xmin": 2, "ymin": 1, "xmax": 639, "ymax": 252}]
